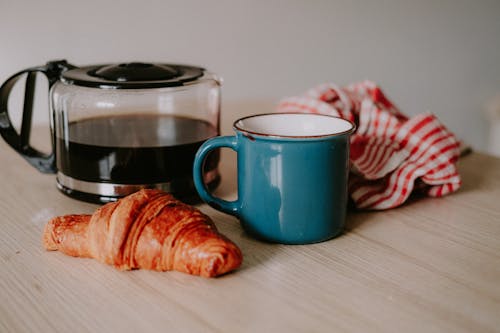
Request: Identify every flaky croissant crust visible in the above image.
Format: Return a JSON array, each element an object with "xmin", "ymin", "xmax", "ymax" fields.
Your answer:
[{"xmin": 43, "ymin": 189, "xmax": 242, "ymax": 277}]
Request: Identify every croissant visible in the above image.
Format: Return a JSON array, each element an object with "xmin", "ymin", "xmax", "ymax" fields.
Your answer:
[{"xmin": 43, "ymin": 189, "xmax": 242, "ymax": 277}]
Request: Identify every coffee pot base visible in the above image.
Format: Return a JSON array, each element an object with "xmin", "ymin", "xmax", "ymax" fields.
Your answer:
[{"xmin": 56, "ymin": 171, "xmax": 220, "ymax": 204}]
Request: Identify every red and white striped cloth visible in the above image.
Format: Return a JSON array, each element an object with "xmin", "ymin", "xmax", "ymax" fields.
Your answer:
[{"xmin": 277, "ymin": 80, "xmax": 462, "ymax": 210}]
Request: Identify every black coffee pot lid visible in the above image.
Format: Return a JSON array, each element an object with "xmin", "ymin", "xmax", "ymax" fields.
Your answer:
[{"xmin": 61, "ymin": 62, "xmax": 205, "ymax": 89}]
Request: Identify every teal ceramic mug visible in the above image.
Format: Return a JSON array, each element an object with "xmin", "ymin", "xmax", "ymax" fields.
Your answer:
[{"xmin": 193, "ymin": 113, "xmax": 355, "ymax": 244}]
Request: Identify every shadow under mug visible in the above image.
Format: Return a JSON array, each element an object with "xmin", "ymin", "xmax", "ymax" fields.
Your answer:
[{"xmin": 193, "ymin": 113, "xmax": 355, "ymax": 244}]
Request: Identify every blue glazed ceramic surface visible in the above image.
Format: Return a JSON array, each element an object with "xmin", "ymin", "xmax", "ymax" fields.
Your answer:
[{"xmin": 193, "ymin": 113, "xmax": 354, "ymax": 244}]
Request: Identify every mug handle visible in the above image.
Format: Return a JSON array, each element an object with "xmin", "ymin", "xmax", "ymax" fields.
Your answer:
[
  {"xmin": 193, "ymin": 136, "xmax": 240, "ymax": 217},
  {"xmin": 0, "ymin": 60, "xmax": 73, "ymax": 173}
]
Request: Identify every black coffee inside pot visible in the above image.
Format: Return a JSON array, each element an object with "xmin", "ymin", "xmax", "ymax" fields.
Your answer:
[{"xmin": 55, "ymin": 114, "xmax": 219, "ymax": 200}]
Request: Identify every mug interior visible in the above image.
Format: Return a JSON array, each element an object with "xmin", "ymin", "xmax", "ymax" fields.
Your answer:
[{"xmin": 234, "ymin": 113, "xmax": 354, "ymax": 138}]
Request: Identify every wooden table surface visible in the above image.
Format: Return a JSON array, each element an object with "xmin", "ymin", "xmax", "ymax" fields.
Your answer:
[{"xmin": 1, "ymin": 122, "xmax": 500, "ymax": 333}]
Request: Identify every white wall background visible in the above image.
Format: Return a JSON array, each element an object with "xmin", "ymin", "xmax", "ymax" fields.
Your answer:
[{"xmin": 1, "ymin": 0, "xmax": 499, "ymax": 153}]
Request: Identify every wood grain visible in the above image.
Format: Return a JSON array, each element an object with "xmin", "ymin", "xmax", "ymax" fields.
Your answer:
[{"xmin": 0, "ymin": 123, "xmax": 499, "ymax": 332}]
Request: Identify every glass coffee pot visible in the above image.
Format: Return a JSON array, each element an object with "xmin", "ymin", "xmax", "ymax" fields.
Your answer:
[{"xmin": 0, "ymin": 60, "xmax": 221, "ymax": 203}]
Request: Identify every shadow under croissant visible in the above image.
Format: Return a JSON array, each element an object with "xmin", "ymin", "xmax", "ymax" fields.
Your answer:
[{"xmin": 199, "ymin": 213, "xmax": 282, "ymax": 276}]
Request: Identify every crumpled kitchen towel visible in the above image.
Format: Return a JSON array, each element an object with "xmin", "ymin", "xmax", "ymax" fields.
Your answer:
[{"xmin": 277, "ymin": 80, "xmax": 462, "ymax": 210}]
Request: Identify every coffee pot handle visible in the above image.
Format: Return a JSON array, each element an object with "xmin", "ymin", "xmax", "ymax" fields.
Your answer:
[{"xmin": 0, "ymin": 60, "xmax": 73, "ymax": 173}]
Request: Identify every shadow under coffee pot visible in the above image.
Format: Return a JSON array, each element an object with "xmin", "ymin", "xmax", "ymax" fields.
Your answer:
[{"xmin": 0, "ymin": 60, "xmax": 221, "ymax": 203}]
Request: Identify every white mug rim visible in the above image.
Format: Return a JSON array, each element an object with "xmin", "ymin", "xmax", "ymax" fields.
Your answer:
[{"xmin": 233, "ymin": 112, "xmax": 356, "ymax": 139}]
